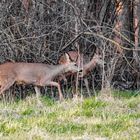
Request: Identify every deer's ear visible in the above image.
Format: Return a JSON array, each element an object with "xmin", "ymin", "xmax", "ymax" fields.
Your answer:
[{"xmin": 65, "ymin": 53, "xmax": 70, "ymax": 62}]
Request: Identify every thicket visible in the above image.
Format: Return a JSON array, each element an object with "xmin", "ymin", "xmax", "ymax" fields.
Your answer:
[{"xmin": 0, "ymin": 0, "xmax": 140, "ymax": 98}]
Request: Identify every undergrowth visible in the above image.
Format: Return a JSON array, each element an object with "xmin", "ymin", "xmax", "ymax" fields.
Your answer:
[{"xmin": 0, "ymin": 91, "xmax": 139, "ymax": 140}]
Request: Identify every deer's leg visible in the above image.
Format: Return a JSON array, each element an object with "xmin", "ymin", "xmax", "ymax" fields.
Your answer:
[
  {"xmin": 34, "ymin": 86, "xmax": 43, "ymax": 106},
  {"xmin": 75, "ymin": 75, "xmax": 79, "ymax": 96},
  {"xmin": 59, "ymin": 74, "xmax": 67, "ymax": 82},
  {"xmin": 72, "ymin": 74, "xmax": 79, "ymax": 98},
  {"xmin": 34, "ymin": 86, "xmax": 41, "ymax": 98},
  {"xmin": 84, "ymin": 78, "xmax": 91, "ymax": 97},
  {"xmin": 0, "ymin": 79, "xmax": 15, "ymax": 95},
  {"xmin": 46, "ymin": 81, "xmax": 64, "ymax": 101}
]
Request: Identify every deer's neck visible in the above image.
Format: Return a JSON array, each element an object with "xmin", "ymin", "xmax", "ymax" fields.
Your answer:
[
  {"xmin": 83, "ymin": 59, "xmax": 97, "ymax": 75},
  {"xmin": 48, "ymin": 64, "xmax": 67, "ymax": 78}
]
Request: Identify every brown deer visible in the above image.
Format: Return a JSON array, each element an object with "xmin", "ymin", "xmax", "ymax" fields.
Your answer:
[
  {"xmin": 58, "ymin": 51, "xmax": 102, "ymax": 97},
  {"xmin": 0, "ymin": 53, "xmax": 81, "ymax": 101}
]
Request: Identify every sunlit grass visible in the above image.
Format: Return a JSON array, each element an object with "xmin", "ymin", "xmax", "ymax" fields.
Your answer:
[{"xmin": 0, "ymin": 91, "xmax": 139, "ymax": 140}]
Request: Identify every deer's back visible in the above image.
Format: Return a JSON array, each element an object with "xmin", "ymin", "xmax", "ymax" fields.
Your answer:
[{"xmin": 0, "ymin": 62, "xmax": 53, "ymax": 85}]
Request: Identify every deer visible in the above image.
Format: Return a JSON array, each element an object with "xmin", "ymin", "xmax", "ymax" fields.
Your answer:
[
  {"xmin": 58, "ymin": 51, "xmax": 103, "ymax": 97},
  {"xmin": 0, "ymin": 53, "xmax": 81, "ymax": 101}
]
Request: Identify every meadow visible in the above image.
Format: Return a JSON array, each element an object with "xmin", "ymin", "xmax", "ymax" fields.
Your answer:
[{"xmin": 0, "ymin": 90, "xmax": 139, "ymax": 140}]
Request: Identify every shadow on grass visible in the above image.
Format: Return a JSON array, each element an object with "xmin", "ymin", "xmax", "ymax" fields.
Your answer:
[{"xmin": 112, "ymin": 90, "xmax": 140, "ymax": 99}]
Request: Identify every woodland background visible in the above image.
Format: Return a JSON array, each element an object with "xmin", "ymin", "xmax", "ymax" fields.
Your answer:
[{"xmin": 0, "ymin": 0, "xmax": 140, "ymax": 97}]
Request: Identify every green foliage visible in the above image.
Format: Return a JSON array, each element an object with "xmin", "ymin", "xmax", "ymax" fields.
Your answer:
[
  {"xmin": 113, "ymin": 90, "xmax": 140, "ymax": 99},
  {"xmin": 41, "ymin": 96, "xmax": 55, "ymax": 107},
  {"xmin": 0, "ymin": 121, "xmax": 21, "ymax": 136},
  {"xmin": 0, "ymin": 91, "xmax": 139, "ymax": 139},
  {"xmin": 21, "ymin": 108, "xmax": 34, "ymax": 116},
  {"xmin": 82, "ymin": 98, "xmax": 107, "ymax": 109},
  {"xmin": 80, "ymin": 98, "xmax": 107, "ymax": 117},
  {"xmin": 44, "ymin": 122, "xmax": 85, "ymax": 134}
]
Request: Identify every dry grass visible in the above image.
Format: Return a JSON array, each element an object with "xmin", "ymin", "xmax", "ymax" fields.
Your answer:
[{"xmin": 0, "ymin": 91, "xmax": 139, "ymax": 140}]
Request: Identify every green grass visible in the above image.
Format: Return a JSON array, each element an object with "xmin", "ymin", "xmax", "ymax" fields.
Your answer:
[{"xmin": 0, "ymin": 92, "xmax": 139, "ymax": 140}]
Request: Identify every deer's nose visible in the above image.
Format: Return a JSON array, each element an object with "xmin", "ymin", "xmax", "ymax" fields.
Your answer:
[{"xmin": 79, "ymin": 69, "xmax": 83, "ymax": 73}]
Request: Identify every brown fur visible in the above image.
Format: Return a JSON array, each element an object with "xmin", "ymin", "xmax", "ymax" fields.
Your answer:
[
  {"xmin": 0, "ymin": 53, "xmax": 80, "ymax": 100},
  {"xmin": 58, "ymin": 51, "xmax": 102, "ymax": 96}
]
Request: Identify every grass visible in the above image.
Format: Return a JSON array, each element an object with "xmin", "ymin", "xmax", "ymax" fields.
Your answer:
[{"xmin": 0, "ymin": 91, "xmax": 139, "ymax": 140}]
